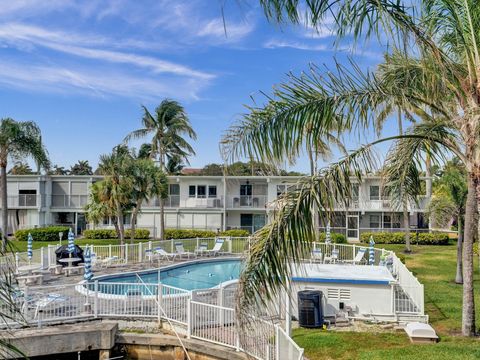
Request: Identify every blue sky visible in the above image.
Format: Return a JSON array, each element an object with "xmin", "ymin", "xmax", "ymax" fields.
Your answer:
[{"xmin": 0, "ymin": 0, "xmax": 397, "ymax": 172}]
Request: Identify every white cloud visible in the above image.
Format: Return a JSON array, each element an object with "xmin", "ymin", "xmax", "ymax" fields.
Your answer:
[
  {"xmin": 264, "ymin": 39, "xmax": 329, "ymax": 51},
  {"xmin": 197, "ymin": 18, "xmax": 254, "ymax": 42}
]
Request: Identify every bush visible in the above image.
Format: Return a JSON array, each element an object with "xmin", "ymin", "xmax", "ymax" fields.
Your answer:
[
  {"xmin": 15, "ymin": 226, "xmax": 70, "ymax": 241},
  {"xmin": 83, "ymin": 229, "xmax": 150, "ymax": 239},
  {"xmin": 317, "ymin": 232, "xmax": 347, "ymax": 244},
  {"xmin": 164, "ymin": 229, "xmax": 216, "ymax": 239},
  {"xmin": 219, "ymin": 229, "xmax": 250, "ymax": 237},
  {"xmin": 360, "ymin": 232, "xmax": 450, "ymax": 245}
]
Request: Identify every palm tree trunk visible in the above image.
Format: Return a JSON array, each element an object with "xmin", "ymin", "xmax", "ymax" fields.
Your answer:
[
  {"xmin": 0, "ymin": 164, "xmax": 7, "ymax": 252},
  {"xmin": 117, "ymin": 203, "xmax": 125, "ymax": 246},
  {"xmin": 455, "ymin": 215, "xmax": 463, "ymax": 284},
  {"xmin": 130, "ymin": 201, "xmax": 141, "ymax": 244},
  {"xmin": 158, "ymin": 147, "xmax": 165, "ymax": 240},
  {"xmin": 462, "ymin": 174, "xmax": 477, "ymax": 336},
  {"xmin": 403, "ymin": 202, "xmax": 411, "ymax": 252}
]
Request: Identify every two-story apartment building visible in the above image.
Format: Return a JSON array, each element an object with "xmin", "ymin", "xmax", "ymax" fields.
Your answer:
[{"xmin": 3, "ymin": 175, "xmax": 431, "ymax": 241}]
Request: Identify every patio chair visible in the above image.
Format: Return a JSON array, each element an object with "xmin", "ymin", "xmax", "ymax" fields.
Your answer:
[
  {"xmin": 310, "ymin": 249, "xmax": 323, "ymax": 263},
  {"xmin": 204, "ymin": 239, "xmax": 225, "ymax": 257},
  {"xmin": 154, "ymin": 247, "xmax": 178, "ymax": 262},
  {"xmin": 29, "ymin": 293, "xmax": 70, "ymax": 319},
  {"xmin": 324, "ymin": 248, "xmax": 339, "ymax": 264},
  {"xmin": 342, "ymin": 247, "xmax": 367, "ymax": 265},
  {"xmin": 195, "ymin": 242, "xmax": 208, "ymax": 256},
  {"xmin": 175, "ymin": 242, "xmax": 196, "ymax": 259}
]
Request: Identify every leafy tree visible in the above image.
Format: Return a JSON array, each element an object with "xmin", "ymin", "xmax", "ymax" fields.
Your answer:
[
  {"xmin": 0, "ymin": 118, "xmax": 49, "ymax": 251},
  {"xmin": 49, "ymin": 165, "xmax": 69, "ymax": 175},
  {"xmin": 70, "ymin": 160, "xmax": 93, "ymax": 175},
  {"xmin": 166, "ymin": 155, "xmax": 185, "ymax": 175},
  {"xmin": 124, "ymin": 100, "xmax": 196, "ymax": 239},
  {"xmin": 222, "ymin": 0, "xmax": 480, "ymax": 336},
  {"xmin": 427, "ymin": 158, "xmax": 467, "ymax": 284},
  {"xmin": 137, "ymin": 143, "xmax": 152, "ymax": 159},
  {"xmin": 199, "ymin": 163, "xmax": 224, "ymax": 176},
  {"xmin": 8, "ymin": 162, "xmax": 33, "ymax": 175}
]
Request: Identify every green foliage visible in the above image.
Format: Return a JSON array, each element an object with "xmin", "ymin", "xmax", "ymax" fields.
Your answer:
[
  {"xmin": 195, "ymin": 161, "xmax": 303, "ymax": 176},
  {"xmin": 317, "ymin": 232, "xmax": 347, "ymax": 244},
  {"xmin": 360, "ymin": 232, "xmax": 450, "ymax": 245},
  {"xmin": 164, "ymin": 229, "xmax": 216, "ymax": 239},
  {"xmin": 8, "ymin": 161, "xmax": 34, "ymax": 175},
  {"xmin": 83, "ymin": 229, "xmax": 150, "ymax": 239},
  {"xmin": 70, "ymin": 160, "xmax": 93, "ymax": 175},
  {"xmin": 219, "ymin": 229, "xmax": 250, "ymax": 237},
  {"xmin": 15, "ymin": 226, "xmax": 70, "ymax": 241}
]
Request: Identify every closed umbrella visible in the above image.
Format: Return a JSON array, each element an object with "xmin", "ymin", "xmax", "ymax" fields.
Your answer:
[
  {"xmin": 83, "ymin": 247, "xmax": 93, "ymax": 281},
  {"xmin": 325, "ymin": 223, "xmax": 331, "ymax": 244},
  {"xmin": 369, "ymin": 236, "xmax": 375, "ymax": 265},
  {"xmin": 68, "ymin": 228, "xmax": 75, "ymax": 256},
  {"xmin": 27, "ymin": 233, "xmax": 33, "ymax": 264}
]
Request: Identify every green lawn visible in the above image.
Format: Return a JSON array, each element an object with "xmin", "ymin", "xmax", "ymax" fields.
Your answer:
[{"xmin": 293, "ymin": 244, "xmax": 480, "ymax": 359}]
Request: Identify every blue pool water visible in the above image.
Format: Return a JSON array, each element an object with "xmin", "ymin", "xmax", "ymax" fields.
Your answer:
[{"xmin": 92, "ymin": 259, "xmax": 242, "ymax": 294}]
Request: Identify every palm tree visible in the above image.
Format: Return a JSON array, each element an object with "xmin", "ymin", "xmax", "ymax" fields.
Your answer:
[
  {"xmin": 70, "ymin": 160, "xmax": 93, "ymax": 175},
  {"xmin": 97, "ymin": 145, "xmax": 133, "ymax": 245},
  {"xmin": 166, "ymin": 155, "xmax": 185, "ymax": 175},
  {"xmin": 427, "ymin": 159, "xmax": 467, "ymax": 284},
  {"xmin": 128, "ymin": 158, "xmax": 168, "ymax": 243},
  {"xmin": 124, "ymin": 100, "xmax": 196, "ymax": 239},
  {"xmin": 49, "ymin": 165, "xmax": 69, "ymax": 175},
  {"xmin": 8, "ymin": 162, "xmax": 33, "ymax": 175},
  {"xmin": 0, "ymin": 118, "xmax": 49, "ymax": 251},
  {"xmin": 222, "ymin": 0, "xmax": 480, "ymax": 336}
]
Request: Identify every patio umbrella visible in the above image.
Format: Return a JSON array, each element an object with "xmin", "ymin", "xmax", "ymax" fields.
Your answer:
[
  {"xmin": 83, "ymin": 247, "xmax": 93, "ymax": 281},
  {"xmin": 369, "ymin": 236, "xmax": 375, "ymax": 265},
  {"xmin": 325, "ymin": 223, "xmax": 331, "ymax": 244},
  {"xmin": 68, "ymin": 228, "xmax": 75, "ymax": 256},
  {"xmin": 27, "ymin": 233, "xmax": 33, "ymax": 264}
]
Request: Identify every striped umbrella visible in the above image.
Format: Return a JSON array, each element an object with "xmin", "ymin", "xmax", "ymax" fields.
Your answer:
[
  {"xmin": 369, "ymin": 236, "xmax": 375, "ymax": 265},
  {"xmin": 325, "ymin": 222, "xmax": 331, "ymax": 244},
  {"xmin": 27, "ymin": 233, "xmax": 33, "ymax": 263},
  {"xmin": 83, "ymin": 247, "xmax": 93, "ymax": 281},
  {"xmin": 68, "ymin": 228, "xmax": 75, "ymax": 255}
]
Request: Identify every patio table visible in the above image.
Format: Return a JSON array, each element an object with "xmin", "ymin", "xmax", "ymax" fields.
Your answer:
[
  {"xmin": 58, "ymin": 257, "xmax": 82, "ymax": 267},
  {"xmin": 17, "ymin": 263, "xmax": 42, "ymax": 275}
]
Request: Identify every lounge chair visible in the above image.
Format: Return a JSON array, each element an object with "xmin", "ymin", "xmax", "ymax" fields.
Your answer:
[
  {"xmin": 154, "ymin": 247, "xmax": 178, "ymax": 262},
  {"xmin": 175, "ymin": 242, "xmax": 196, "ymax": 259},
  {"xmin": 310, "ymin": 249, "xmax": 323, "ymax": 263},
  {"xmin": 31, "ymin": 293, "xmax": 70, "ymax": 319},
  {"xmin": 324, "ymin": 248, "xmax": 339, "ymax": 264},
  {"xmin": 195, "ymin": 242, "xmax": 208, "ymax": 256},
  {"xmin": 342, "ymin": 247, "xmax": 367, "ymax": 265},
  {"xmin": 204, "ymin": 239, "xmax": 225, "ymax": 257}
]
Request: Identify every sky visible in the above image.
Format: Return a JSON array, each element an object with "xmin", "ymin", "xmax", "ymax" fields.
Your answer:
[{"xmin": 0, "ymin": 0, "xmax": 400, "ymax": 173}]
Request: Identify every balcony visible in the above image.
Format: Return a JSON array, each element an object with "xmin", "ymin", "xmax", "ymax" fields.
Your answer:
[
  {"xmin": 226, "ymin": 195, "xmax": 267, "ymax": 209},
  {"xmin": 2, "ymin": 195, "xmax": 40, "ymax": 208},
  {"xmin": 335, "ymin": 197, "xmax": 428, "ymax": 212},
  {"xmin": 51, "ymin": 194, "xmax": 88, "ymax": 208},
  {"xmin": 143, "ymin": 195, "xmax": 223, "ymax": 209}
]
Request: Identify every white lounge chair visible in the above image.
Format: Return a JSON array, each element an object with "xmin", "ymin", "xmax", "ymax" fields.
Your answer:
[
  {"xmin": 30, "ymin": 293, "xmax": 70, "ymax": 319},
  {"xmin": 310, "ymin": 249, "xmax": 323, "ymax": 263},
  {"xmin": 195, "ymin": 242, "xmax": 208, "ymax": 256},
  {"xmin": 342, "ymin": 247, "xmax": 367, "ymax": 265},
  {"xmin": 204, "ymin": 239, "xmax": 225, "ymax": 257},
  {"xmin": 154, "ymin": 247, "xmax": 178, "ymax": 262},
  {"xmin": 324, "ymin": 248, "xmax": 339, "ymax": 264},
  {"xmin": 175, "ymin": 242, "xmax": 196, "ymax": 259}
]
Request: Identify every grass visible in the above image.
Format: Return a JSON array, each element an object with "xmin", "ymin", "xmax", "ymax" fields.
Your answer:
[
  {"xmin": 8, "ymin": 238, "xmax": 151, "ymax": 252},
  {"xmin": 293, "ymin": 243, "xmax": 480, "ymax": 359}
]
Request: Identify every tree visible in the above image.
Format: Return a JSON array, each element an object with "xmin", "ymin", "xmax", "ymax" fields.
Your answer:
[
  {"xmin": 97, "ymin": 145, "xmax": 133, "ymax": 245},
  {"xmin": 427, "ymin": 158, "xmax": 467, "ymax": 284},
  {"xmin": 166, "ymin": 155, "xmax": 185, "ymax": 175},
  {"xmin": 49, "ymin": 165, "xmax": 69, "ymax": 175},
  {"xmin": 223, "ymin": 0, "xmax": 480, "ymax": 336},
  {"xmin": 70, "ymin": 160, "xmax": 93, "ymax": 175},
  {"xmin": 0, "ymin": 118, "xmax": 49, "ymax": 251},
  {"xmin": 8, "ymin": 162, "xmax": 33, "ymax": 175},
  {"xmin": 124, "ymin": 100, "xmax": 196, "ymax": 239}
]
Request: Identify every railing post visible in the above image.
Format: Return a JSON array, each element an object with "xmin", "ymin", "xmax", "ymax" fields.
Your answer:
[
  {"xmin": 15, "ymin": 252, "xmax": 19, "ymax": 272},
  {"xmin": 353, "ymin": 244, "xmax": 356, "ymax": 260},
  {"xmin": 139, "ymin": 242, "xmax": 143, "ymax": 263},
  {"xmin": 148, "ymin": 241, "xmax": 152, "ymax": 252},
  {"xmin": 187, "ymin": 298, "xmax": 192, "ymax": 339},
  {"xmin": 157, "ymin": 283, "xmax": 162, "ymax": 324},
  {"xmin": 94, "ymin": 281, "xmax": 99, "ymax": 318},
  {"xmin": 47, "ymin": 245, "xmax": 52, "ymax": 268},
  {"xmin": 40, "ymin": 247, "xmax": 44, "ymax": 269},
  {"xmin": 108, "ymin": 244, "xmax": 112, "ymax": 258},
  {"xmin": 170, "ymin": 239, "xmax": 174, "ymax": 253},
  {"xmin": 196, "ymin": 237, "xmax": 199, "ymax": 250},
  {"xmin": 125, "ymin": 244, "xmax": 128, "ymax": 264},
  {"xmin": 228, "ymin": 237, "xmax": 232, "ymax": 253},
  {"xmin": 275, "ymin": 325, "xmax": 280, "ymax": 360}
]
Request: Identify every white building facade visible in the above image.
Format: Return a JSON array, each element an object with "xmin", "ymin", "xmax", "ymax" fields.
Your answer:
[{"xmin": 3, "ymin": 175, "xmax": 431, "ymax": 241}]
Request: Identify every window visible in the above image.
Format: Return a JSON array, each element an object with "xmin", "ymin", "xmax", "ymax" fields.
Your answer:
[
  {"xmin": 369, "ymin": 185, "xmax": 380, "ymax": 200},
  {"xmin": 240, "ymin": 184, "xmax": 252, "ymax": 196},
  {"xmin": 383, "ymin": 214, "xmax": 392, "ymax": 228},
  {"xmin": 277, "ymin": 184, "xmax": 296, "ymax": 196},
  {"xmin": 369, "ymin": 214, "xmax": 381, "ymax": 228},
  {"xmin": 189, "ymin": 185, "xmax": 196, "ymax": 197},
  {"xmin": 197, "ymin": 185, "xmax": 206, "ymax": 198},
  {"xmin": 351, "ymin": 184, "xmax": 359, "ymax": 201},
  {"xmin": 169, "ymin": 184, "xmax": 180, "ymax": 195},
  {"xmin": 208, "ymin": 186, "xmax": 217, "ymax": 198},
  {"xmin": 383, "ymin": 214, "xmax": 401, "ymax": 228}
]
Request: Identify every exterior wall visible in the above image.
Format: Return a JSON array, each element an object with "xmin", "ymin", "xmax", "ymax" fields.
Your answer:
[{"xmin": 3, "ymin": 174, "xmax": 431, "ymax": 238}]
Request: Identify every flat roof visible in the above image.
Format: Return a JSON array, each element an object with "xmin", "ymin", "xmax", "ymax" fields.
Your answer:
[{"xmin": 291, "ymin": 264, "xmax": 395, "ymax": 285}]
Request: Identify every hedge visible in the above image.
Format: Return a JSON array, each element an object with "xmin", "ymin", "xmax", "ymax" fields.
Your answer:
[
  {"xmin": 318, "ymin": 232, "xmax": 347, "ymax": 244},
  {"xmin": 15, "ymin": 226, "xmax": 70, "ymax": 241},
  {"xmin": 219, "ymin": 229, "xmax": 250, "ymax": 237},
  {"xmin": 83, "ymin": 229, "xmax": 150, "ymax": 239},
  {"xmin": 360, "ymin": 232, "xmax": 450, "ymax": 245}
]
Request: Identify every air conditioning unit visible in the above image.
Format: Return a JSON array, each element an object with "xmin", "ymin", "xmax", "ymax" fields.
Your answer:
[{"xmin": 298, "ymin": 290, "xmax": 324, "ymax": 328}]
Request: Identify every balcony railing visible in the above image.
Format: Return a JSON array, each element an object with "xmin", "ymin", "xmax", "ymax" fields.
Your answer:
[
  {"xmin": 143, "ymin": 195, "xmax": 223, "ymax": 209},
  {"xmin": 51, "ymin": 194, "xmax": 88, "ymax": 208},
  {"xmin": 334, "ymin": 197, "xmax": 428, "ymax": 212},
  {"xmin": 226, "ymin": 195, "xmax": 267, "ymax": 209},
  {"xmin": 2, "ymin": 195, "xmax": 40, "ymax": 208}
]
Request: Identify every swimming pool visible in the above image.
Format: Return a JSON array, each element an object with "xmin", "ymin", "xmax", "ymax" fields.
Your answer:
[{"xmin": 91, "ymin": 259, "xmax": 242, "ymax": 294}]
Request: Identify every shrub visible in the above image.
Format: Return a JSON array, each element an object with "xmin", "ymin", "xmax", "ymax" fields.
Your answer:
[
  {"xmin": 15, "ymin": 226, "xmax": 70, "ymax": 241},
  {"xmin": 219, "ymin": 229, "xmax": 250, "ymax": 237},
  {"xmin": 164, "ymin": 229, "xmax": 216, "ymax": 239},
  {"xmin": 83, "ymin": 229, "xmax": 150, "ymax": 239},
  {"xmin": 317, "ymin": 232, "xmax": 347, "ymax": 244},
  {"xmin": 360, "ymin": 232, "xmax": 450, "ymax": 245}
]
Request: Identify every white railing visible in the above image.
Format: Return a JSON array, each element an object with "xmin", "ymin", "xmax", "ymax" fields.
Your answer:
[
  {"xmin": 226, "ymin": 195, "xmax": 267, "ymax": 208},
  {"xmin": 3, "ymin": 195, "xmax": 41, "ymax": 208},
  {"xmin": 50, "ymin": 194, "xmax": 88, "ymax": 208},
  {"xmin": 391, "ymin": 256, "xmax": 424, "ymax": 314},
  {"xmin": 276, "ymin": 325, "xmax": 304, "ymax": 360},
  {"xmin": 142, "ymin": 195, "xmax": 224, "ymax": 209}
]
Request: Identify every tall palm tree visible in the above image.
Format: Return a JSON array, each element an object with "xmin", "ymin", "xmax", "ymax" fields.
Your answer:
[
  {"xmin": 124, "ymin": 100, "xmax": 196, "ymax": 239},
  {"xmin": 223, "ymin": 0, "xmax": 480, "ymax": 336},
  {"xmin": 0, "ymin": 118, "xmax": 49, "ymax": 251},
  {"xmin": 128, "ymin": 158, "xmax": 168, "ymax": 243},
  {"xmin": 70, "ymin": 160, "xmax": 93, "ymax": 175}
]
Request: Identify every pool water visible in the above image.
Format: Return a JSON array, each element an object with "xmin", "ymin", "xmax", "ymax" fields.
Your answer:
[{"xmin": 94, "ymin": 259, "xmax": 242, "ymax": 294}]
